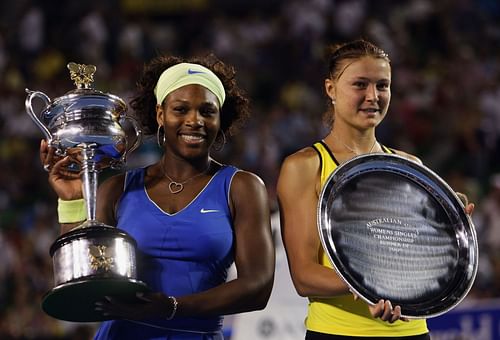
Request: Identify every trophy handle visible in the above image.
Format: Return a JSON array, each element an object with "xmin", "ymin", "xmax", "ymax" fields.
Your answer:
[
  {"xmin": 25, "ymin": 89, "xmax": 52, "ymax": 142},
  {"xmin": 124, "ymin": 115, "xmax": 142, "ymax": 155},
  {"xmin": 110, "ymin": 116, "xmax": 142, "ymax": 169}
]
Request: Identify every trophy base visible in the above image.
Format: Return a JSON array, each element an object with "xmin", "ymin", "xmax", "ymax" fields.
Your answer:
[{"xmin": 42, "ymin": 278, "xmax": 150, "ymax": 322}]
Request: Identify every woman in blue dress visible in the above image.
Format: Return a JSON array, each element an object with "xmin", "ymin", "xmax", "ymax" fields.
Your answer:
[{"xmin": 41, "ymin": 53, "xmax": 275, "ymax": 339}]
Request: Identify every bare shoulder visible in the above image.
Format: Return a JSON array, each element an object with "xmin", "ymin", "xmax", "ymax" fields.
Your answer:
[
  {"xmin": 96, "ymin": 172, "xmax": 127, "ymax": 224},
  {"xmin": 229, "ymin": 169, "xmax": 269, "ymax": 216},
  {"xmin": 231, "ymin": 169, "xmax": 266, "ymax": 189},
  {"xmin": 98, "ymin": 172, "xmax": 126, "ymax": 201},
  {"xmin": 280, "ymin": 146, "xmax": 321, "ymax": 174},
  {"xmin": 278, "ymin": 146, "xmax": 321, "ymax": 197},
  {"xmin": 391, "ymin": 149, "xmax": 423, "ymax": 165},
  {"xmin": 100, "ymin": 172, "xmax": 126, "ymax": 191}
]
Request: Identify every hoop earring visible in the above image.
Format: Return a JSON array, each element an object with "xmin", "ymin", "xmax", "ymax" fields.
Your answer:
[
  {"xmin": 213, "ymin": 129, "xmax": 227, "ymax": 152},
  {"xmin": 157, "ymin": 125, "xmax": 166, "ymax": 148}
]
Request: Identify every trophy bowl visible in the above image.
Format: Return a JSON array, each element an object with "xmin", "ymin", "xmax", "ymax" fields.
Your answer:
[
  {"xmin": 317, "ymin": 153, "xmax": 478, "ymax": 319},
  {"xmin": 25, "ymin": 63, "xmax": 139, "ymax": 168},
  {"xmin": 26, "ymin": 63, "xmax": 147, "ymax": 322}
]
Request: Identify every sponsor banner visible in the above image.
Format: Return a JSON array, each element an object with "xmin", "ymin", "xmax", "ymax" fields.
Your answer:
[
  {"xmin": 229, "ymin": 304, "xmax": 307, "ymax": 340},
  {"xmin": 428, "ymin": 299, "xmax": 500, "ymax": 340},
  {"xmin": 229, "ymin": 212, "xmax": 308, "ymax": 340}
]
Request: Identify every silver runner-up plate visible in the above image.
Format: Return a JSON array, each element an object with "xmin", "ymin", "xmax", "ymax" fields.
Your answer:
[{"xmin": 317, "ymin": 153, "xmax": 478, "ymax": 319}]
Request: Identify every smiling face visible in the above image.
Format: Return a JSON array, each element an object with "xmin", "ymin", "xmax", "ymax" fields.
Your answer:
[
  {"xmin": 325, "ymin": 56, "xmax": 391, "ymax": 131},
  {"xmin": 156, "ymin": 84, "xmax": 220, "ymax": 159}
]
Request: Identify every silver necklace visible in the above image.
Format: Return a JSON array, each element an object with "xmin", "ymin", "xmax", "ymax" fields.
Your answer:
[
  {"xmin": 333, "ymin": 134, "xmax": 378, "ymax": 155},
  {"xmin": 161, "ymin": 160, "xmax": 211, "ymax": 194}
]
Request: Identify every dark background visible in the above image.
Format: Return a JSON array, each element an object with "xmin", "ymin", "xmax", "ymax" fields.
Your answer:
[{"xmin": 0, "ymin": 0, "xmax": 499, "ymax": 338}]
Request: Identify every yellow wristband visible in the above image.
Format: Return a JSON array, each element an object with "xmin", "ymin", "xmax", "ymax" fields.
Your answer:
[{"xmin": 57, "ymin": 198, "xmax": 87, "ymax": 223}]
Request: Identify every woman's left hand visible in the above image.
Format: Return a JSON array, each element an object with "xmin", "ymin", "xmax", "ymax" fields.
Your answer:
[
  {"xmin": 456, "ymin": 192, "xmax": 474, "ymax": 216},
  {"xmin": 368, "ymin": 299, "xmax": 408, "ymax": 323},
  {"xmin": 95, "ymin": 292, "xmax": 175, "ymax": 320},
  {"xmin": 352, "ymin": 292, "xmax": 408, "ymax": 323},
  {"xmin": 465, "ymin": 203, "xmax": 474, "ymax": 215}
]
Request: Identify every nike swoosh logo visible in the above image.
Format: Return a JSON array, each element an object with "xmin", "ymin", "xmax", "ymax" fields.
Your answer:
[
  {"xmin": 200, "ymin": 208, "xmax": 219, "ymax": 213},
  {"xmin": 188, "ymin": 69, "xmax": 205, "ymax": 75}
]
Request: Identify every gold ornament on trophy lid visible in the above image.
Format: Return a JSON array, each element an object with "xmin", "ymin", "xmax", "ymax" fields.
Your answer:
[{"xmin": 67, "ymin": 62, "xmax": 97, "ymax": 89}]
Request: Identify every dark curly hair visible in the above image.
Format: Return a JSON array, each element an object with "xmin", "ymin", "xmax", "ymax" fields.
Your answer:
[
  {"xmin": 130, "ymin": 53, "xmax": 250, "ymax": 139},
  {"xmin": 323, "ymin": 39, "xmax": 391, "ymax": 127}
]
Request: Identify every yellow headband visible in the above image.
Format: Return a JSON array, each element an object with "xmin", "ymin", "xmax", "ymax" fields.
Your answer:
[{"xmin": 154, "ymin": 62, "xmax": 226, "ymax": 107}]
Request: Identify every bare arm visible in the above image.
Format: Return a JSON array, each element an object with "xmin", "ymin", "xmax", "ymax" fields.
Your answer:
[
  {"xmin": 277, "ymin": 148, "xmax": 349, "ymax": 297},
  {"xmin": 41, "ymin": 139, "xmax": 125, "ymax": 234},
  {"xmin": 41, "ymin": 140, "xmax": 85, "ymax": 234}
]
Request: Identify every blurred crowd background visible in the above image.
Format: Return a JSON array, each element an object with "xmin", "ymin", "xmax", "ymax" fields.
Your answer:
[{"xmin": 0, "ymin": 0, "xmax": 500, "ymax": 338}]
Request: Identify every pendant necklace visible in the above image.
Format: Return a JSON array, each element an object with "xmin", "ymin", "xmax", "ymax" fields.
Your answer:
[
  {"xmin": 333, "ymin": 134, "xmax": 378, "ymax": 155},
  {"xmin": 161, "ymin": 160, "xmax": 211, "ymax": 194}
]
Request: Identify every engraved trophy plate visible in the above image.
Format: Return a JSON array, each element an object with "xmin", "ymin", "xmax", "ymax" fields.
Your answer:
[
  {"xmin": 26, "ymin": 63, "xmax": 147, "ymax": 322},
  {"xmin": 317, "ymin": 153, "xmax": 478, "ymax": 318}
]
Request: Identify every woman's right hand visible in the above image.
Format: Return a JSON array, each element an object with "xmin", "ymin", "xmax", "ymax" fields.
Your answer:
[{"xmin": 40, "ymin": 139, "xmax": 83, "ymax": 200}]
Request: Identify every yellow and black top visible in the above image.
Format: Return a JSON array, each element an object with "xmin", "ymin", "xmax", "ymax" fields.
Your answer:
[{"xmin": 306, "ymin": 140, "xmax": 428, "ymax": 337}]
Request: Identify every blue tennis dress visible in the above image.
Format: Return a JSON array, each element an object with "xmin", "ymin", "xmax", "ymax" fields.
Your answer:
[{"xmin": 94, "ymin": 165, "xmax": 239, "ymax": 340}]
